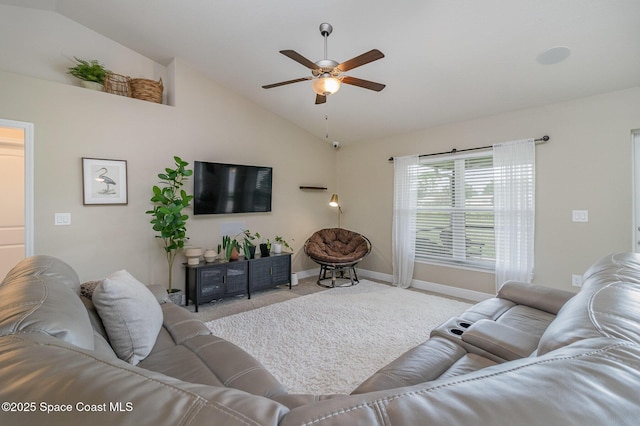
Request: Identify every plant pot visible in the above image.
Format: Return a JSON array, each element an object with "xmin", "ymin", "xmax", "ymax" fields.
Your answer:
[
  {"xmin": 259, "ymin": 244, "xmax": 270, "ymax": 257},
  {"xmin": 229, "ymin": 246, "xmax": 239, "ymax": 261},
  {"xmin": 80, "ymin": 80, "xmax": 104, "ymax": 91},
  {"xmin": 273, "ymin": 243, "xmax": 282, "ymax": 254},
  {"xmin": 167, "ymin": 290, "xmax": 184, "ymax": 305},
  {"xmin": 248, "ymin": 245, "xmax": 256, "ymax": 259}
]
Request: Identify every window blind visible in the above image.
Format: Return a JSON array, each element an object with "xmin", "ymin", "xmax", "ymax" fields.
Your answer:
[{"xmin": 415, "ymin": 152, "xmax": 495, "ymax": 269}]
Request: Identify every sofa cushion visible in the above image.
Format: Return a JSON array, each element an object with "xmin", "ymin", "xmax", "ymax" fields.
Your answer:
[
  {"xmin": 92, "ymin": 270, "xmax": 163, "ymax": 365},
  {"xmin": 139, "ymin": 303, "xmax": 288, "ymax": 398}
]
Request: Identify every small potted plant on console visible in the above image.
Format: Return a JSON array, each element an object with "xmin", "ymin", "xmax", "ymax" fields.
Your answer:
[
  {"xmin": 240, "ymin": 230, "xmax": 260, "ymax": 259},
  {"xmin": 273, "ymin": 236, "xmax": 293, "ymax": 254},
  {"xmin": 259, "ymin": 238, "xmax": 271, "ymax": 257}
]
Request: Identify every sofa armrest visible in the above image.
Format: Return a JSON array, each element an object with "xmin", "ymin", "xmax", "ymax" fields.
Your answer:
[
  {"xmin": 352, "ymin": 337, "xmax": 467, "ymax": 394},
  {"xmin": 147, "ymin": 284, "xmax": 170, "ymax": 304},
  {"xmin": 461, "ymin": 319, "xmax": 539, "ymax": 361},
  {"xmin": 497, "ymin": 281, "xmax": 575, "ymax": 315}
]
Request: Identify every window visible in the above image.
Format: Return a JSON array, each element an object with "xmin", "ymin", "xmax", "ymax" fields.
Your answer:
[{"xmin": 415, "ymin": 152, "xmax": 495, "ymax": 269}]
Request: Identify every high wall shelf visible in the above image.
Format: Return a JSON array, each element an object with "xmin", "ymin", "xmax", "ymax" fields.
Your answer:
[{"xmin": 184, "ymin": 252, "xmax": 292, "ymax": 312}]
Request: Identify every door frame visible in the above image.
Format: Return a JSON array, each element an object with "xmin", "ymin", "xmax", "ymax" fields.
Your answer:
[
  {"xmin": 633, "ymin": 130, "xmax": 640, "ymax": 253},
  {"xmin": 0, "ymin": 119, "xmax": 34, "ymax": 257}
]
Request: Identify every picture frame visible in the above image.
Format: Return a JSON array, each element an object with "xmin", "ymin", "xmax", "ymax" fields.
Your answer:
[{"xmin": 82, "ymin": 157, "xmax": 128, "ymax": 205}]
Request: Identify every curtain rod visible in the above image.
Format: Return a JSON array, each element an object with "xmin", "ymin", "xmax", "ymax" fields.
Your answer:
[{"xmin": 388, "ymin": 135, "xmax": 550, "ymax": 162}]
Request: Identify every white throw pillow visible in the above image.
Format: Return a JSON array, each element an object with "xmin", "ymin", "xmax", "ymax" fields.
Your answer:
[{"xmin": 92, "ymin": 270, "xmax": 163, "ymax": 365}]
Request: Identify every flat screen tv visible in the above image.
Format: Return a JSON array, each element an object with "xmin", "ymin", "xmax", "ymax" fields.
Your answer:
[{"xmin": 193, "ymin": 161, "xmax": 272, "ymax": 215}]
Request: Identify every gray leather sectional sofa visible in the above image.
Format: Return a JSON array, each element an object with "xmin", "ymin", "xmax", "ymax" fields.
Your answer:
[{"xmin": 1, "ymin": 253, "xmax": 639, "ymax": 425}]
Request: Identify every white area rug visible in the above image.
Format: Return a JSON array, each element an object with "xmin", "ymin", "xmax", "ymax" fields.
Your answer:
[{"xmin": 205, "ymin": 280, "xmax": 472, "ymax": 394}]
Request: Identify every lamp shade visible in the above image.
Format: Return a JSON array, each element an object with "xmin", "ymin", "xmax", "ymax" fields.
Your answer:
[
  {"xmin": 329, "ymin": 194, "xmax": 339, "ymax": 207},
  {"xmin": 312, "ymin": 74, "xmax": 341, "ymax": 96}
]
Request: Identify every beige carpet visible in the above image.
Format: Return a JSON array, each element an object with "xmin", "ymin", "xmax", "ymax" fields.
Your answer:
[{"xmin": 205, "ymin": 280, "xmax": 472, "ymax": 395}]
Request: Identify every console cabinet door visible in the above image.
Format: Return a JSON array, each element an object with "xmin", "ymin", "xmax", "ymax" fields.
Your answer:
[
  {"xmin": 198, "ymin": 266, "xmax": 225, "ymax": 302},
  {"xmin": 249, "ymin": 257, "xmax": 272, "ymax": 292},
  {"xmin": 225, "ymin": 261, "xmax": 248, "ymax": 296},
  {"xmin": 270, "ymin": 255, "xmax": 291, "ymax": 286}
]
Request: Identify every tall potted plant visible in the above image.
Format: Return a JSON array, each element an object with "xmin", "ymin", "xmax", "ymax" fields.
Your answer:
[{"xmin": 146, "ymin": 156, "xmax": 193, "ymax": 293}]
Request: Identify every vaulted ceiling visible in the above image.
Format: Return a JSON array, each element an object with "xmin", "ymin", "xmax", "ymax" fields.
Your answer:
[{"xmin": 5, "ymin": 0, "xmax": 640, "ymax": 143}]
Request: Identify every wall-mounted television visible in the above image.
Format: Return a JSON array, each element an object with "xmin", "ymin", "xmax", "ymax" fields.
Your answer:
[{"xmin": 193, "ymin": 161, "xmax": 272, "ymax": 215}]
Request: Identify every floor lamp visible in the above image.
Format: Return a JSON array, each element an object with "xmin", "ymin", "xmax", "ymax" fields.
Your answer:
[{"xmin": 329, "ymin": 193, "xmax": 342, "ymax": 228}]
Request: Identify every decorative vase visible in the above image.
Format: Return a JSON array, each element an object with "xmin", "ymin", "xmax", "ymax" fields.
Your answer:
[
  {"xmin": 80, "ymin": 80, "xmax": 104, "ymax": 91},
  {"xmin": 259, "ymin": 244, "xmax": 270, "ymax": 257},
  {"xmin": 273, "ymin": 243, "xmax": 282, "ymax": 254},
  {"xmin": 204, "ymin": 249, "xmax": 217, "ymax": 263},
  {"xmin": 184, "ymin": 247, "xmax": 203, "ymax": 265},
  {"xmin": 248, "ymin": 245, "xmax": 256, "ymax": 259}
]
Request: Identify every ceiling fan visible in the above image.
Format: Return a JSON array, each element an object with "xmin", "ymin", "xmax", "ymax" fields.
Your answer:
[{"xmin": 262, "ymin": 23, "xmax": 385, "ymax": 105}]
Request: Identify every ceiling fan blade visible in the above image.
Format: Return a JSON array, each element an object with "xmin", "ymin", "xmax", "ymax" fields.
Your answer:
[
  {"xmin": 280, "ymin": 50, "xmax": 318, "ymax": 70},
  {"xmin": 262, "ymin": 77, "xmax": 312, "ymax": 89},
  {"xmin": 315, "ymin": 94, "xmax": 327, "ymax": 104},
  {"xmin": 342, "ymin": 76, "xmax": 386, "ymax": 92},
  {"xmin": 337, "ymin": 49, "xmax": 385, "ymax": 72}
]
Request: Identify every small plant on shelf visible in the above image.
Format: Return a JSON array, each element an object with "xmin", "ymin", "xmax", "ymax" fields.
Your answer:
[{"xmin": 67, "ymin": 57, "xmax": 109, "ymax": 84}]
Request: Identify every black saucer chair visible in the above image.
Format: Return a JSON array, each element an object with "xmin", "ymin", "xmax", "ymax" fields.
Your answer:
[{"xmin": 304, "ymin": 228, "xmax": 372, "ymax": 288}]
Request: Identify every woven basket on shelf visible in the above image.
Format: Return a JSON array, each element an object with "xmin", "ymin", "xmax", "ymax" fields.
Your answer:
[
  {"xmin": 130, "ymin": 78, "xmax": 163, "ymax": 103},
  {"xmin": 104, "ymin": 73, "xmax": 131, "ymax": 97}
]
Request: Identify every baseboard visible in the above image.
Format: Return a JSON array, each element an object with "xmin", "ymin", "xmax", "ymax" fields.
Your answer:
[
  {"xmin": 294, "ymin": 269, "xmax": 319, "ymax": 280},
  {"xmin": 358, "ymin": 269, "xmax": 493, "ymax": 302}
]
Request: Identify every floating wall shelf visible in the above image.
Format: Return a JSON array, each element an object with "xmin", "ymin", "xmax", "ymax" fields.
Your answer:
[{"xmin": 299, "ymin": 186, "xmax": 327, "ymax": 190}]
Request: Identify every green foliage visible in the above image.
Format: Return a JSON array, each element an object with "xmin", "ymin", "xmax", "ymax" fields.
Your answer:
[
  {"xmin": 67, "ymin": 57, "xmax": 109, "ymax": 84},
  {"xmin": 223, "ymin": 230, "xmax": 261, "ymax": 260},
  {"xmin": 274, "ymin": 235, "xmax": 293, "ymax": 251},
  {"xmin": 145, "ymin": 156, "xmax": 193, "ymax": 291}
]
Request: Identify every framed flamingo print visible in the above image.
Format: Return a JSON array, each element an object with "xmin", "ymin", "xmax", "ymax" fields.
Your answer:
[{"xmin": 82, "ymin": 157, "xmax": 128, "ymax": 205}]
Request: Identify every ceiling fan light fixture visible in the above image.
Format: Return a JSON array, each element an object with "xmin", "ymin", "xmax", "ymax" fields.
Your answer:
[{"xmin": 312, "ymin": 74, "xmax": 341, "ymax": 96}]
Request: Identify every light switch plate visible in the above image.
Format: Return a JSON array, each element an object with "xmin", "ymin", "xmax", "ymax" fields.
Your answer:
[
  {"xmin": 54, "ymin": 213, "xmax": 71, "ymax": 226},
  {"xmin": 572, "ymin": 210, "xmax": 588, "ymax": 222},
  {"xmin": 572, "ymin": 274, "xmax": 583, "ymax": 287}
]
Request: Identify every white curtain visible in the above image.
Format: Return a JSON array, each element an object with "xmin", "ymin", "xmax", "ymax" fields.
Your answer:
[
  {"xmin": 493, "ymin": 139, "xmax": 535, "ymax": 291},
  {"xmin": 392, "ymin": 155, "xmax": 419, "ymax": 288}
]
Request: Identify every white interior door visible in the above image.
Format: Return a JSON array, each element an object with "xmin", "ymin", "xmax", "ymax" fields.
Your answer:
[{"xmin": 0, "ymin": 119, "xmax": 33, "ymax": 280}]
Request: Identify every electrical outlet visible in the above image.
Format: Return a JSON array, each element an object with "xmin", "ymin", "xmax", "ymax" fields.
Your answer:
[
  {"xmin": 572, "ymin": 274, "xmax": 583, "ymax": 287},
  {"xmin": 572, "ymin": 210, "xmax": 588, "ymax": 222}
]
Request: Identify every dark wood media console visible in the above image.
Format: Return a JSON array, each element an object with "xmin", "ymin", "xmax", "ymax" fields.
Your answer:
[{"xmin": 184, "ymin": 252, "xmax": 292, "ymax": 312}]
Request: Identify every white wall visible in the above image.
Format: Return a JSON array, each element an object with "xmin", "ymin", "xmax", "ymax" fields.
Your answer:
[
  {"xmin": 0, "ymin": 6, "xmax": 336, "ymax": 288},
  {"xmin": 340, "ymin": 87, "xmax": 640, "ymax": 294},
  {"xmin": 0, "ymin": 5, "xmax": 165, "ymax": 90}
]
